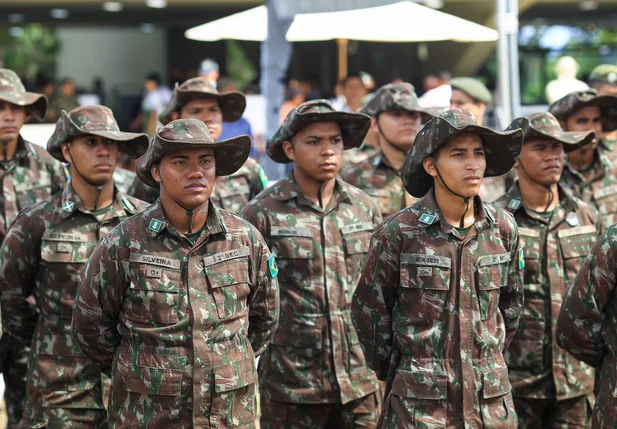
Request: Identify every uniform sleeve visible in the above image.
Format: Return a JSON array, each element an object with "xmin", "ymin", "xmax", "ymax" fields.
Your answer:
[
  {"xmin": 0, "ymin": 213, "xmax": 41, "ymax": 344},
  {"xmin": 71, "ymin": 234, "xmax": 125, "ymax": 374},
  {"xmin": 247, "ymin": 233, "xmax": 279, "ymax": 356},
  {"xmin": 248, "ymin": 162, "xmax": 266, "ymax": 201},
  {"xmin": 49, "ymin": 159, "xmax": 68, "ymax": 194},
  {"xmin": 556, "ymin": 230, "xmax": 616, "ymax": 367},
  {"xmin": 351, "ymin": 222, "xmax": 398, "ymax": 380},
  {"xmin": 500, "ymin": 222, "xmax": 524, "ymax": 351}
]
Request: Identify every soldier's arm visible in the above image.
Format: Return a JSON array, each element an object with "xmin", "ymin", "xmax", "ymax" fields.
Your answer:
[
  {"xmin": 72, "ymin": 234, "xmax": 124, "ymax": 374},
  {"xmin": 0, "ymin": 212, "xmax": 41, "ymax": 343},
  {"xmin": 50, "ymin": 159, "xmax": 68, "ymax": 193},
  {"xmin": 351, "ymin": 223, "xmax": 398, "ymax": 380},
  {"xmin": 499, "ymin": 222, "xmax": 524, "ymax": 351},
  {"xmin": 556, "ymin": 230, "xmax": 616, "ymax": 367},
  {"xmin": 248, "ymin": 161, "xmax": 267, "ymax": 200}
]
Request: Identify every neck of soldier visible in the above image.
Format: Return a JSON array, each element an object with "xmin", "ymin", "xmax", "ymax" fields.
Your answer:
[
  {"xmin": 517, "ymin": 175, "xmax": 559, "ymax": 212},
  {"xmin": 434, "ymin": 181, "xmax": 477, "ymax": 228},
  {"xmin": 379, "ymin": 137, "xmax": 407, "ymax": 170},
  {"xmin": 160, "ymin": 191, "xmax": 209, "ymax": 235},
  {"xmin": 0, "ymin": 134, "xmax": 20, "ymax": 161},
  {"xmin": 293, "ymin": 168, "xmax": 336, "ymax": 209},
  {"xmin": 71, "ymin": 173, "xmax": 114, "ymax": 211}
]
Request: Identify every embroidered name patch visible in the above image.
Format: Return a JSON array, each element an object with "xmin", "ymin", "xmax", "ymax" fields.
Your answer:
[
  {"xmin": 130, "ymin": 253, "xmax": 181, "ymax": 269},
  {"xmin": 203, "ymin": 247, "xmax": 251, "ymax": 267}
]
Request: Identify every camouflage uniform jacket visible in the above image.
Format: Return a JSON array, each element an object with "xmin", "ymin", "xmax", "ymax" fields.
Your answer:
[
  {"xmin": 340, "ymin": 151, "xmax": 418, "ymax": 218},
  {"xmin": 351, "ymin": 190, "xmax": 524, "ymax": 428},
  {"xmin": 113, "ymin": 167, "xmax": 136, "ymax": 195},
  {"xmin": 495, "ymin": 183, "xmax": 603, "ymax": 400},
  {"xmin": 0, "ymin": 183, "xmax": 146, "ymax": 412},
  {"xmin": 210, "ymin": 157, "xmax": 267, "ymax": 215},
  {"xmin": 341, "ymin": 141, "xmax": 378, "ymax": 168},
  {"xmin": 241, "ymin": 174, "xmax": 382, "ymax": 404},
  {"xmin": 71, "ymin": 199, "xmax": 279, "ymax": 428},
  {"xmin": 560, "ymin": 148, "xmax": 617, "ymax": 226},
  {"xmin": 556, "ymin": 223, "xmax": 617, "ymax": 427}
]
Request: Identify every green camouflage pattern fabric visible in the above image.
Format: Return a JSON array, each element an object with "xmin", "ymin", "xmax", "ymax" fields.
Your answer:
[
  {"xmin": 158, "ymin": 76, "xmax": 246, "ymax": 125},
  {"xmin": 548, "ymin": 89, "xmax": 617, "ymax": 132},
  {"xmin": 506, "ymin": 112, "xmax": 595, "ymax": 153},
  {"xmin": 210, "ymin": 157, "xmax": 266, "ymax": 215},
  {"xmin": 341, "ymin": 142, "xmax": 378, "ymax": 167},
  {"xmin": 241, "ymin": 174, "xmax": 381, "ymax": 406},
  {"xmin": 556, "ymin": 222, "xmax": 617, "ymax": 427},
  {"xmin": 450, "ymin": 77, "xmax": 493, "ymax": 104},
  {"xmin": 340, "ymin": 151, "xmax": 419, "ymax": 217},
  {"xmin": 479, "ymin": 172, "xmax": 518, "ymax": 203},
  {"xmin": 402, "ymin": 109, "xmax": 523, "ymax": 198},
  {"xmin": 71, "ymin": 199, "xmax": 279, "ymax": 428},
  {"xmin": 135, "ymin": 118, "xmax": 251, "ymax": 188},
  {"xmin": 0, "ymin": 183, "xmax": 147, "ymax": 427},
  {"xmin": 112, "ymin": 167, "xmax": 136, "ymax": 195},
  {"xmin": 560, "ymin": 147, "xmax": 617, "ymax": 226},
  {"xmin": 589, "ymin": 64, "xmax": 617, "ymax": 85},
  {"xmin": 0, "ymin": 68, "xmax": 47, "ymax": 121},
  {"xmin": 513, "ymin": 395, "xmax": 591, "ymax": 428},
  {"xmin": 359, "ymin": 82, "xmax": 438, "ymax": 120},
  {"xmin": 494, "ymin": 183, "xmax": 603, "ymax": 402},
  {"xmin": 351, "ymin": 190, "xmax": 524, "ymax": 428},
  {"xmin": 47, "ymin": 105, "xmax": 149, "ymax": 162},
  {"xmin": 267, "ymin": 100, "xmax": 370, "ymax": 163}
]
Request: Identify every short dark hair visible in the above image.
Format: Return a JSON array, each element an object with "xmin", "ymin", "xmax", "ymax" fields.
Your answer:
[
  {"xmin": 146, "ymin": 72, "xmax": 161, "ymax": 85},
  {"xmin": 342, "ymin": 74, "xmax": 363, "ymax": 87}
]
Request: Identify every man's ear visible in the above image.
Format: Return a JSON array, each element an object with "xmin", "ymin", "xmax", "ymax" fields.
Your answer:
[
  {"xmin": 423, "ymin": 156, "xmax": 437, "ymax": 178},
  {"xmin": 171, "ymin": 111, "xmax": 180, "ymax": 121},
  {"xmin": 282, "ymin": 140, "xmax": 296, "ymax": 162},
  {"xmin": 151, "ymin": 163, "xmax": 163, "ymax": 184},
  {"xmin": 61, "ymin": 142, "xmax": 72, "ymax": 164}
]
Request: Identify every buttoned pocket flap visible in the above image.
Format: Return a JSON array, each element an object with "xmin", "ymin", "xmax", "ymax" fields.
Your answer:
[
  {"xmin": 204, "ymin": 251, "xmax": 250, "ymax": 289},
  {"xmin": 271, "ymin": 228, "xmax": 313, "ymax": 259},
  {"xmin": 482, "ymin": 367, "xmax": 511, "ymax": 399},
  {"xmin": 41, "ymin": 231, "xmax": 88, "ymax": 263},
  {"xmin": 392, "ymin": 369, "xmax": 447, "ymax": 400},
  {"xmin": 214, "ymin": 357, "xmax": 256, "ymax": 393},
  {"xmin": 558, "ymin": 226, "xmax": 596, "ymax": 259},
  {"xmin": 342, "ymin": 224, "xmax": 372, "ymax": 255},
  {"xmin": 477, "ymin": 253, "xmax": 510, "ymax": 291},
  {"xmin": 400, "ymin": 253, "xmax": 451, "ymax": 290},
  {"xmin": 129, "ymin": 253, "xmax": 181, "ymax": 292},
  {"xmin": 123, "ymin": 364, "xmax": 181, "ymax": 396}
]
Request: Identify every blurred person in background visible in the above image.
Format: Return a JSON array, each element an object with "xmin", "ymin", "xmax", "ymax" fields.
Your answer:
[
  {"xmin": 341, "ymin": 73, "xmax": 369, "ymax": 113},
  {"xmin": 47, "ymin": 77, "xmax": 79, "ymax": 122},
  {"xmin": 199, "ymin": 57, "xmax": 220, "ymax": 88},
  {"xmin": 130, "ymin": 72, "xmax": 172, "ymax": 136},
  {"xmin": 589, "ymin": 64, "xmax": 617, "ymax": 145},
  {"xmin": 280, "ymin": 78, "xmax": 307, "ymax": 123},
  {"xmin": 219, "ymin": 77, "xmax": 254, "ymax": 144},
  {"xmin": 418, "ymin": 70, "xmax": 452, "ymax": 108}
]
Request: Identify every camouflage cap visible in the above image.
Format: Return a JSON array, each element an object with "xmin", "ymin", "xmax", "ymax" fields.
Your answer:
[
  {"xmin": 589, "ymin": 64, "xmax": 617, "ymax": 85},
  {"xmin": 158, "ymin": 77, "xmax": 246, "ymax": 125},
  {"xmin": 267, "ymin": 99, "xmax": 370, "ymax": 163},
  {"xmin": 506, "ymin": 112, "xmax": 594, "ymax": 153},
  {"xmin": 136, "ymin": 118, "xmax": 251, "ymax": 188},
  {"xmin": 450, "ymin": 77, "xmax": 493, "ymax": 104},
  {"xmin": 0, "ymin": 68, "xmax": 47, "ymax": 121},
  {"xmin": 402, "ymin": 109, "xmax": 523, "ymax": 198},
  {"xmin": 359, "ymin": 82, "xmax": 439, "ymax": 121},
  {"xmin": 549, "ymin": 89, "xmax": 617, "ymax": 132},
  {"xmin": 47, "ymin": 105, "xmax": 149, "ymax": 162}
]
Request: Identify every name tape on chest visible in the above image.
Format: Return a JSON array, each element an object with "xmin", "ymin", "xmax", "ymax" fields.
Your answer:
[
  {"xmin": 518, "ymin": 227, "xmax": 540, "ymax": 238},
  {"xmin": 557, "ymin": 225, "xmax": 596, "ymax": 239},
  {"xmin": 42, "ymin": 231, "xmax": 86, "ymax": 243},
  {"xmin": 204, "ymin": 246, "xmax": 250, "ymax": 267},
  {"xmin": 341, "ymin": 222, "xmax": 374, "ymax": 235},
  {"xmin": 478, "ymin": 252, "xmax": 512, "ymax": 266},
  {"xmin": 271, "ymin": 226, "xmax": 313, "ymax": 238},
  {"xmin": 401, "ymin": 253, "xmax": 452, "ymax": 268},
  {"xmin": 129, "ymin": 253, "xmax": 181, "ymax": 269}
]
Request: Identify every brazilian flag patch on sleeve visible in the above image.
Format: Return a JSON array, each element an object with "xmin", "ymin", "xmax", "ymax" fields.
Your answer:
[
  {"xmin": 519, "ymin": 247, "xmax": 525, "ymax": 270},
  {"xmin": 259, "ymin": 169, "xmax": 268, "ymax": 189},
  {"xmin": 268, "ymin": 254, "xmax": 279, "ymax": 278}
]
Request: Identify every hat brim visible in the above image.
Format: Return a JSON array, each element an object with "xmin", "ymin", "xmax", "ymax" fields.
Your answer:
[
  {"xmin": 0, "ymin": 91, "xmax": 47, "ymax": 122},
  {"xmin": 526, "ymin": 128, "xmax": 595, "ymax": 153},
  {"xmin": 402, "ymin": 122, "xmax": 523, "ymax": 198},
  {"xmin": 158, "ymin": 88, "xmax": 246, "ymax": 125},
  {"xmin": 135, "ymin": 134, "xmax": 251, "ymax": 189},
  {"xmin": 267, "ymin": 111, "xmax": 371, "ymax": 163},
  {"xmin": 48, "ymin": 128, "xmax": 150, "ymax": 162}
]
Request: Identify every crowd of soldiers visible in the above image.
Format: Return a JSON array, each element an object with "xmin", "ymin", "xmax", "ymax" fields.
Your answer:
[{"xmin": 0, "ymin": 60, "xmax": 616, "ymax": 429}]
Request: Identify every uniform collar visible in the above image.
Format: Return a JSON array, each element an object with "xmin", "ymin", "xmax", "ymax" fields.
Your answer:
[
  {"xmin": 563, "ymin": 146, "xmax": 612, "ymax": 182},
  {"xmin": 145, "ymin": 198, "xmax": 227, "ymax": 239},
  {"xmin": 60, "ymin": 182, "xmax": 138, "ymax": 220},
  {"xmin": 271, "ymin": 171, "xmax": 352, "ymax": 207}
]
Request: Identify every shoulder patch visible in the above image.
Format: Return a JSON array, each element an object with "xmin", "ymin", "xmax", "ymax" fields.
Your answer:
[
  {"xmin": 259, "ymin": 169, "xmax": 268, "ymax": 189},
  {"xmin": 508, "ymin": 199, "xmax": 521, "ymax": 210},
  {"xmin": 519, "ymin": 247, "xmax": 525, "ymax": 270},
  {"xmin": 63, "ymin": 201, "xmax": 75, "ymax": 212},
  {"xmin": 268, "ymin": 254, "xmax": 279, "ymax": 278},
  {"xmin": 419, "ymin": 213, "xmax": 436, "ymax": 225},
  {"xmin": 148, "ymin": 218, "xmax": 163, "ymax": 233}
]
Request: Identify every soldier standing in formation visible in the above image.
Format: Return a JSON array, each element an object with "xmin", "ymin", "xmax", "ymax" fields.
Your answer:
[
  {"xmin": 72, "ymin": 119, "xmax": 279, "ymax": 428},
  {"xmin": 243, "ymin": 100, "xmax": 382, "ymax": 428},
  {"xmin": 352, "ymin": 110, "xmax": 524, "ymax": 428},
  {"xmin": 495, "ymin": 112, "xmax": 603, "ymax": 428},
  {"xmin": 0, "ymin": 105, "xmax": 149, "ymax": 428}
]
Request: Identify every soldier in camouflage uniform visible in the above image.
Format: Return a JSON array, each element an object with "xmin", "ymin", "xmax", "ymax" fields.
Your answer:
[
  {"xmin": 340, "ymin": 83, "xmax": 438, "ymax": 217},
  {"xmin": 0, "ymin": 68, "xmax": 67, "ymax": 425},
  {"xmin": 494, "ymin": 112, "xmax": 603, "ymax": 428},
  {"xmin": 130, "ymin": 77, "xmax": 268, "ymax": 211},
  {"xmin": 342, "ymin": 93, "xmax": 378, "ymax": 166},
  {"xmin": 352, "ymin": 109, "xmax": 525, "ymax": 428},
  {"xmin": 588, "ymin": 64, "xmax": 617, "ymax": 150},
  {"xmin": 242, "ymin": 99, "xmax": 381, "ymax": 428},
  {"xmin": 549, "ymin": 89, "xmax": 617, "ymax": 226},
  {"xmin": 0, "ymin": 105, "xmax": 149, "ymax": 428},
  {"xmin": 72, "ymin": 119, "xmax": 279, "ymax": 428}
]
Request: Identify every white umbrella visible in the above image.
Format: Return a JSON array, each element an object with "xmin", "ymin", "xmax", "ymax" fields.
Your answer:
[{"xmin": 185, "ymin": 6, "xmax": 267, "ymax": 42}]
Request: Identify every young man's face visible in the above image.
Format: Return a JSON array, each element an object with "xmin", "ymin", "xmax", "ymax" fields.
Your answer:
[
  {"xmin": 283, "ymin": 121, "xmax": 344, "ymax": 183},
  {"xmin": 374, "ymin": 110, "xmax": 422, "ymax": 152},
  {"xmin": 515, "ymin": 138, "xmax": 564, "ymax": 187},
  {"xmin": 450, "ymin": 90, "xmax": 486, "ymax": 123},
  {"xmin": 424, "ymin": 133, "xmax": 486, "ymax": 198},
  {"xmin": 0, "ymin": 101, "xmax": 26, "ymax": 144},
  {"xmin": 153, "ymin": 147, "xmax": 216, "ymax": 210},
  {"xmin": 62, "ymin": 135, "xmax": 119, "ymax": 186},
  {"xmin": 173, "ymin": 98, "xmax": 223, "ymax": 140},
  {"xmin": 563, "ymin": 105, "xmax": 602, "ymax": 169},
  {"xmin": 343, "ymin": 77, "xmax": 368, "ymax": 107}
]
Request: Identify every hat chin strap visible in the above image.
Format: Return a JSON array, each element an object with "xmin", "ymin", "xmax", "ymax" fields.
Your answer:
[
  {"xmin": 518, "ymin": 159, "xmax": 554, "ymax": 212},
  {"xmin": 66, "ymin": 148, "xmax": 105, "ymax": 211},
  {"xmin": 430, "ymin": 156, "xmax": 471, "ymax": 228}
]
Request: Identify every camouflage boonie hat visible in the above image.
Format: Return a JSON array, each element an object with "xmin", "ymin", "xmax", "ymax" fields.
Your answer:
[
  {"xmin": 402, "ymin": 109, "xmax": 523, "ymax": 198},
  {"xmin": 549, "ymin": 89, "xmax": 617, "ymax": 132},
  {"xmin": 450, "ymin": 77, "xmax": 493, "ymax": 104},
  {"xmin": 589, "ymin": 64, "xmax": 617, "ymax": 86},
  {"xmin": 136, "ymin": 118, "xmax": 251, "ymax": 188},
  {"xmin": 267, "ymin": 99, "xmax": 370, "ymax": 163},
  {"xmin": 47, "ymin": 105, "xmax": 149, "ymax": 162},
  {"xmin": 0, "ymin": 69, "xmax": 47, "ymax": 121},
  {"xmin": 158, "ymin": 77, "xmax": 246, "ymax": 125},
  {"xmin": 359, "ymin": 82, "xmax": 439, "ymax": 121},
  {"xmin": 506, "ymin": 112, "xmax": 594, "ymax": 154}
]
